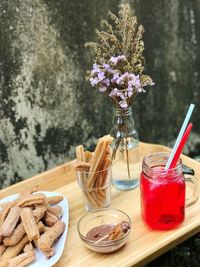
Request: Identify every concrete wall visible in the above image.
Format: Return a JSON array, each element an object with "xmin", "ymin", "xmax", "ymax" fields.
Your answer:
[{"xmin": 0, "ymin": 0, "xmax": 199, "ymax": 188}]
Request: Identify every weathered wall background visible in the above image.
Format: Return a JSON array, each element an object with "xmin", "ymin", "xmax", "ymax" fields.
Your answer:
[{"xmin": 0, "ymin": 0, "xmax": 200, "ymax": 188}]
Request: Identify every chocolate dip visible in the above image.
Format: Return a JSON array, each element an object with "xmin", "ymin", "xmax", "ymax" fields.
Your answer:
[
  {"xmin": 84, "ymin": 221, "xmax": 131, "ymax": 253},
  {"xmin": 86, "ymin": 224, "xmax": 115, "ymax": 242},
  {"xmin": 86, "ymin": 221, "xmax": 131, "ymax": 243}
]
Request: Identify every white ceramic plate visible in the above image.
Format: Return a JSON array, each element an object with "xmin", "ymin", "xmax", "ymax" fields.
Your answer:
[{"xmin": 0, "ymin": 191, "xmax": 69, "ymax": 267}]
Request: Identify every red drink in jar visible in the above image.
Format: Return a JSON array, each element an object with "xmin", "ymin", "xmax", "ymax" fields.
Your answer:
[{"xmin": 140, "ymin": 153, "xmax": 185, "ymax": 230}]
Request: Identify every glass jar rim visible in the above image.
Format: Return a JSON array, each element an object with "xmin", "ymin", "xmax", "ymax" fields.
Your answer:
[{"xmin": 142, "ymin": 152, "xmax": 183, "ymax": 177}]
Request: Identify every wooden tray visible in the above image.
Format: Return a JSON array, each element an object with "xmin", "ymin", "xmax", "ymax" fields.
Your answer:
[{"xmin": 1, "ymin": 143, "xmax": 200, "ymax": 267}]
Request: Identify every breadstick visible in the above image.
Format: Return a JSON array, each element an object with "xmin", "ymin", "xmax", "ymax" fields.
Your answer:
[
  {"xmin": 76, "ymin": 145, "xmax": 85, "ymax": 161},
  {"xmin": 85, "ymin": 191, "xmax": 100, "ymax": 207},
  {"xmin": 0, "ymin": 202, "xmax": 16, "ymax": 226},
  {"xmin": 0, "ymin": 200, "xmax": 16, "ymax": 211},
  {"xmin": 75, "ymin": 145, "xmax": 98, "ymax": 207},
  {"xmin": 0, "ymin": 206, "xmax": 21, "ymax": 237},
  {"xmin": 74, "ymin": 162, "xmax": 91, "ymax": 172},
  {"xmin": 91, "ymin": 190, "xmax": 106, "ymax": 207},
  {"xmin": 48, "ymin": 205, "xmax": 62, "ymax": 219},
  {"xmin": 76, "ymin": 145, "xmax": 87, "ymax": 185},
  {"xmin": 37, "ymin": 221, "xmax": 65, "ymax": 254},
  {"xmin": 1, "ymin": 185, "xmax": 38, "ymax": 211},
  {"xmin": 102, "ymin": 134, "xmax": 113, "ymax": 143},
  {"xmin": 4, "ymin": 221, "xmax": 47, "ymax": 248},
  {"xmin": 17, "ymin": 193, "xmax": 45, "ymax": 207},
  {"xmin": 85, "ymin": 142, "xmax": 111, "ymax": 207},
  {"xmin": 19, "ymin": 185, "xmax": 39, "ymax": 198},
  {"xmin": 20, "ymin": 208, "xmax": 39, "ymax": 241},
  {"xmin": 43, "ymin": 246, "xmax": 55, "ymax": 258},
  {"xmin": 87, "ymin": 138, "xmax": 110, "ymax": 188},
  {"xmin": 94, "ymin": 146, "xmax": 111, "ymax": 202},
  {"xmin": 108, "ymin": 223, "xmax": 123, "ymax": 240},
  {"xmin": 3, "ymin": 223, "xmax": 25, "ymax": 246},
  {"xmin": 37, "ymin": 221, "xmax": 49, "ymax": 234},
  {"xmin": 97, "ymin": 157, "xmax": 111, "ymax": 198},
  {"xmin": 85, "ymin": 151, "xmax": 92, "ymax": 162},
  {"xmin": 102, "ymin": 159, "xmax": 112, "ymax": 186},
  {"xmin": 75, "ymin": 136, "xmax": 112, "ymax": 209},
  {"xmin": 0, "ymin": 258, "xmax": 9, "ymax": 267},
  {"xmin": 43, "ymin": 211, "xmax": 58, "ymax": 227},
  {"xmin": 1, "ymin": 235, "xmax": 29, "ymax": 260},
  {"xmin": 34, "ymin": 235, "xmax": 55, "ymax": 258},
  {"xmin": 7, "ymin": 251, "xmax": 35, "ymax": 267},
  {"xmin": 4, "ymin": 205, "xmax": 47, "ymax": 247},
  {"xmin": 33, "ymin": 203, "xmax": 48, "ymax": 222},
  {"xmin": 46, "ymin": 196, "xmax": 63, "ymax": 205},
  {"xmin": 95, "ymin": 155, "xmax": 111, "ymax": 188},
  {"xmin": 23, "ymin": 242, "xmax": 34, "ymax": 253}
]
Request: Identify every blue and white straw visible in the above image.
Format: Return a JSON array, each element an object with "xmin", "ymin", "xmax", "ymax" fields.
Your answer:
[{"xmin": 165, "ymin": 104, "xmax": 195, "ymax": 170}]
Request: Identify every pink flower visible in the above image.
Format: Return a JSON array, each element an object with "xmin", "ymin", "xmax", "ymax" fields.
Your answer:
[
  {"xmin": 99, "ymin": 86, "xmax": 107, "ymax": 92},
  {"xmin": 109, "ymin": 55, "xmax": 126, "ymax": 65},
  {"xmin": 90, "ymin": 77, "xmax": 99, "ymax": 86},
  {"xmin": 119, "ymin": 99, "xmax": 128, "ymax": 108}
]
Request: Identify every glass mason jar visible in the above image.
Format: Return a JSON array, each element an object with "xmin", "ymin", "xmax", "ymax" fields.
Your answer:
[
  {"xmin": 140, "ymin": 152, "xmax": 200, "ymax": 230},
  {"xmin": 110, "ymin": 106, "xmax": 141, "ymax": 190}
]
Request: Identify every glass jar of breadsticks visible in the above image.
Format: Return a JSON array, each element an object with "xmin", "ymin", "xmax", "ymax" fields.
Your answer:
[{"xmin": 75, "ymin": 136, "xmax": 112, "ymax": 211}]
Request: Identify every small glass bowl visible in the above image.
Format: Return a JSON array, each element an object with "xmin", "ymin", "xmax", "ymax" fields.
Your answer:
[{"xmin": 77, "ymin": 208, "xmax": 131, "ymax": 253}]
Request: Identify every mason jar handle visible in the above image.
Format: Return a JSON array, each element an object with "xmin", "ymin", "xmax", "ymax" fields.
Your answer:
[{"xmin": 185, "ymin": 175, "xmax": 200, "ymax": 208}]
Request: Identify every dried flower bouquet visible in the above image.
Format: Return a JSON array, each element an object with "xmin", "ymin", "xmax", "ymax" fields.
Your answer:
[{"xmin": 86, "ymin": 4, "xmax": 154, "ymax": 109}]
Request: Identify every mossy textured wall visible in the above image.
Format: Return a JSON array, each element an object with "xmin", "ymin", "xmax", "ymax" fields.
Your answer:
[{"xmin": 0, "ymin": 0, "xmax": 200, "ymax": 188}]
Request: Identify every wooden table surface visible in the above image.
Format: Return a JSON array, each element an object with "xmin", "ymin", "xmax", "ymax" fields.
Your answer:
[{"xmin": 0, "ymin": 143, "xmax": 200, "ymax": 267}]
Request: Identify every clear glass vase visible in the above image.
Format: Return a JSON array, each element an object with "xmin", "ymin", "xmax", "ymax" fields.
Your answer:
[{"xmin": 110, "ymin": 106, "xmax": 141, "ymax": 190}]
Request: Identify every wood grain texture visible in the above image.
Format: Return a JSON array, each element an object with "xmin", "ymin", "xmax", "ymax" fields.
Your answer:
[{"xmin": 0, "ymin": 143, "xmax": 200, "ymax": 267}]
